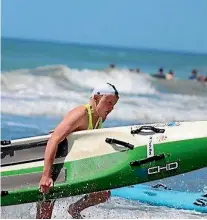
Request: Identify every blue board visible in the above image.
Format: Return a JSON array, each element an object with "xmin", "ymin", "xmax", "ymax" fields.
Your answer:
[{"xmin": 111, "ymin": 184, "xmax": 207, "ymax": 213}]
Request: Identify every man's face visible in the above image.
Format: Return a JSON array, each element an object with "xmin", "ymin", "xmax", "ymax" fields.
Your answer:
[{"xmin": 96, "ymin": 94, "xmax": 119, "ymax": 119}]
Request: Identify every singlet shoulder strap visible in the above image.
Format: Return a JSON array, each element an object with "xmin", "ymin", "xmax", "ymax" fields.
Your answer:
[
  {"xmin": 98, "ymin": 117, "xmax": 103, "ymax": 129},
  {"xmin": 84, "ymin": 104, "xmax": 93, "ymax": 130},
  {"xmin": 84, "ymin": 104, "xmax": 103, "ymax": 130}
]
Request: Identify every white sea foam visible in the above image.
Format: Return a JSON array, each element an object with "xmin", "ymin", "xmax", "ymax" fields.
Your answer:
[
  {"xmin": 1, "ymin": 65, "xmax": 207, "ymax": 123},
  {"xmin": 1, "ymin": 196, "xmax": 206, "ymax": 219}
]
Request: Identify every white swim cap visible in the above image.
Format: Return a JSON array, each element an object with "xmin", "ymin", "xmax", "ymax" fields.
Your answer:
[{"xmin": 91, "ymin": 83, "xmax": 119, "ymax": 97}]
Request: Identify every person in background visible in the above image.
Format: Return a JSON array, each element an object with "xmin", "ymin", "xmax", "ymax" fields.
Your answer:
[
  {"xmin": 188, "ymin": 69, "xmax": 198, "ymax": 80},
  {"xmin": 197, "ymin": 75, "xmax": 207, "ymax": 82},
  {"xmin": 129, "ymin": 68, "xmax": 140, "ymax": 73},
  {"xmin": 135, "ymin": 68, "xmax": 140, "ymax": 73},
  {"xmin": 104, "ymin": 64, "xmax": 116, "ymax": 73},
  {"xmin": 158, "ymin": 68, "xmax": 165, "ymax": 76},
  {"xmin": 166, "ymin": 70, "xmax": 174, "ymax": 80},
  {"xmin": 109, "ymin": 64, "xmax": 115, "ymax": 69}
]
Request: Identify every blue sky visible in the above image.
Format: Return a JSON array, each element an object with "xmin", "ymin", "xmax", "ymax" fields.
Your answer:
[{"xmin": 2, "ymin": 0, "xmax": 207, "ymax": 53}]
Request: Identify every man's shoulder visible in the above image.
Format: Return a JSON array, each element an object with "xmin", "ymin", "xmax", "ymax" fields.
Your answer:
[
  {"xmin": 62, "ymin": 105, "xmax": 88, "ymax": 130},
  {"xmin": 65, "ymin": 105, "xmax": 88, "ymax": 119}
]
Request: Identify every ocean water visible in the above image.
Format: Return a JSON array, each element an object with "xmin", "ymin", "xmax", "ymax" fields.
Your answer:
[{"xmin": 1, "ymin": 37, "xmax": 207, "ymax": 219}]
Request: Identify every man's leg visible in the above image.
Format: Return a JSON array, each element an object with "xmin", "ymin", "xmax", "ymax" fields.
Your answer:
[
  {"xmin": 36, "ymin": 200, "xmax": 55, "ymax": 219},
  {"xmin": 68, "ymin": 191, "xmax": 110, "ymax": 219}
]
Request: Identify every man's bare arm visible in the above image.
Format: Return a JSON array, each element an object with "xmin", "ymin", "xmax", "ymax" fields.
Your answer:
[{"xmin": 42, "ymin": 106, "xmax": 86, "ymax": 177}]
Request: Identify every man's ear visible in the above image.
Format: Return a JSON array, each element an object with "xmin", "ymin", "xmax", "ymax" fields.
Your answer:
[
  {"xmin": 94, "ymin": 94, "xmax": 103, "ymax": 103},
  {"xmin": 93, "ymin": 94, "xmax": 98, "ymax": 100}
]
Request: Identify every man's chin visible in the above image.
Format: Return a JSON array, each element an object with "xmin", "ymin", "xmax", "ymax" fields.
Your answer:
[{"xmin": 102, "ymin": 115, "xmax": 107, "ymax": 121}]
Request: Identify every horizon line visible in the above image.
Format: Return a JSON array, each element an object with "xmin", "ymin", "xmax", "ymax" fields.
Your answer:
[{"xmin": 2, "ymin": 35, "xmax": 207, "ymax": 56}]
